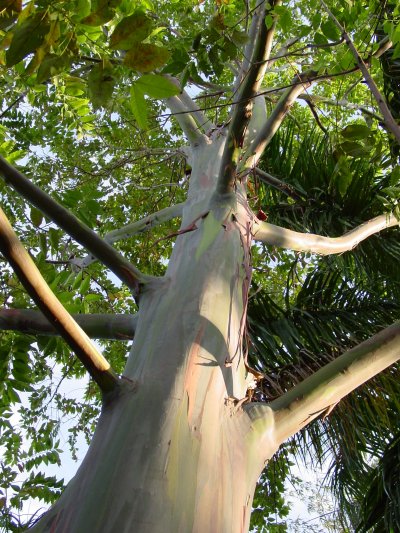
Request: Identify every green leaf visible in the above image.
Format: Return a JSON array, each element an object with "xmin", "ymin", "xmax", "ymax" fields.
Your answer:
[
  {"xmin": 30, "ymin": 207, "xmax": 43, "ymax": 227},
  {"xmin": 392, "ymin": 41, "xmax": 400, "ymax": 60},
  {"xmin": 314, "ymin": 31, "xmax": 328, "ymax": 45},
  {"xmin": 6, "ymin": 385, "xmax": 21, "ymax": 404},
  {"xmin": 311, "ymin": 12, "xmax": 321, "ymax": 30},
  {"xmin": 130, "ymin": 85, "xmax": 148, "ymax": 129},
  {"xmin": 338, "ymin": 140, "xmax": 368, "ymax": 157},
  {"xmin": 37, "ymin": 53, "xmax": 71, "ymax": 83},
  {"xmin": 341, "ymin": 124, "xmax": 371, "ymax": 140},
  {"xmin": 109, "ymin": 12, "xmax": 153, "ymax": 49},
  {"xmin": 76, "ymin": 0, "xmax": 91, "ymax": 20},
  {"xmin": 265, "ymin": 14, "xmax": 274, "ymax": 29},
  {"xmin": 321, "ymin": 19, "xmax": 340, "ymax": 41},
  {"xmin": 6, "ymin": 11, "xmax": 50, "ymax": 67},
  {"xmin": 80, "ymin": 275, "xmax": 90, "ymax": 294},
  {"xmin": 81, "ymin": 0, "xmax": 116, "ymax": 26},
  {"xmin": 274, "ymin": 5, "xmax": 291, "ymax": 32},
  {"xmin": 231, "ymin": 30, "xmax": 249, "ymax": 46},
  {"xmin": 124, "ymin": 44, "xmax": 170, "ymax": 72},
  {"xmin": 135, "ymin": 74, "xmax": 180, "ymax": 98},
  {"xmin": 87, "ymin": 60, "xmax": 115, "ymax": 108}
]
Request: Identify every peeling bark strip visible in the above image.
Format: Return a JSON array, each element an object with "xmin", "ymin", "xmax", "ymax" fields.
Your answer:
[{"xmin": 0, "ymin": 207, "xmax": 121, "ymax": 394}]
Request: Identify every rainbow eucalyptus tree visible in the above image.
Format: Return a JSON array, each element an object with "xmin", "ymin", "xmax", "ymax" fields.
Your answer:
[{"xmin": 0, "ymin": 0, "xmax": 400, "ymax": 531}]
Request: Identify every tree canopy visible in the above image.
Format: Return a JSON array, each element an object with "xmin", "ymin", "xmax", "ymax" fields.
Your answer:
[{"xmin": 0, "ymin": 0, "xmax": 400, "ymax": 531}]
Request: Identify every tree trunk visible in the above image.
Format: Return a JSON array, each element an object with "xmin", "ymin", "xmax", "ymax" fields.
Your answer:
[{"xmin": 31, "ymin": 135, "xmax": 278, "ymax": 533}]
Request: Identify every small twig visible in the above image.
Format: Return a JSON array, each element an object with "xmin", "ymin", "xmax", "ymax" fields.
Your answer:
[
  {"xmin": 321, "ymin": 0, "xmax": 400, "ymax": 145},
  {"xmin": 0, "ymin": 92, "xmax": 27, "ymax": 119},
  {"xmin": 305, "ymin": 99, "xmax": 328, "ymax": 135}
]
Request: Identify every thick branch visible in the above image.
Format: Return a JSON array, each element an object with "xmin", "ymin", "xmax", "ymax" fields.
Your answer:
[
  {"xmin": 270, "ymin": 321, "xmax": 400, "ymax": 442},
  {"xmin": 0, "ymin": 309, "xmax": 137, "ymax": 340},
  {"xmin": 217, "ymin": 0, "xmax": 280, "ymax": 195},
  {"xmin": 0, "ymin": 156, "xmax": 147, "ymax": 293},
  {"xmin": 321, "ymin": 0, "xmax": 400, "ymax": 145},
  {"xmin": 178, "ymin": 90, "xmax": 215, "ymax": 133},
  {"xmin": 0, "ymin": 207, "xmax": 121, "ymax": 394},
  {"xmin": 241, "ymin": 72, "xmax": 314, "ymax": 171},
  {"xmin": 79, "ymin": 202, "xmax": 184, "ymax": 268},
  {"xmin": 166, "ymin": 94, "xmax": 205, "ymax": 145},
  {"xmin": 253, "ymin": 213, "xmax": 399, "ymax": 254}
]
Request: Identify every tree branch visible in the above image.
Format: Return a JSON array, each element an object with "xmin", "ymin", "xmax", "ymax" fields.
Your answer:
[
  {"xmin": 253, "ymin": 213, "xmax": 399, "ymax": 254},
  {"xmin": 254, "ymin": 167, "xmax": 303, "ymax": 201},
  {"xmin": 0, "ymin": 207, "xmax": 121, "ymax": 395},
  {"xmin": 321, "ymin": 0, "xmax": 400, "ymax": 145},
  {"xmin": 298, "ymin": 93, "xmax": 384, "ymax": 124},
  {"xmin": 166, "ymin": 94, "xmax": 206, "ymax": 145},
  {"xmin": 217, "ymin": 0, "xmax": 281, "ymax": 195},
  {"xmin": 0, "ymin": 156, "xmax": 148, "ymax": 294},
  {"xmin": 269, "ymin": 321, "xmax": 400, "ymax": 442},
  {"xmin": 305, "ymin": 98, "xmax": 328, "ymax": 135},
  {"xmin": 233, "ymin": 1, "xmax": 265, "ymax": 93},
  {"xmin": 0, "ymin": 309, "xmax": 137, "ymax": 340},
  {"xmin": 178, "ymin": 90, "xmax": 215, "ymax": 133},
  {"xmin": 79, "ymin": 202, "xmax": 185, "ymax": 268},
  {"xmin": 241, "ymin": 72, "xmax": 315, "ymax": 171},
  {"xmin": 0, "ymin": 91, "xmax": 27, "ymax": 119}
]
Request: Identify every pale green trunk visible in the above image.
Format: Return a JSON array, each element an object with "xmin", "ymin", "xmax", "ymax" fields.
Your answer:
[{"xmin": 31, "ymin": 135, "xmax": 278, "ymax": 533}]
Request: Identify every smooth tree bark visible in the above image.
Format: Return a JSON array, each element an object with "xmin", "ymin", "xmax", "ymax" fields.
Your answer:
[
  {"xmin": 0, "ymin": 309, "xmax": 136, "ymax": 339},
  {"xmin": 1, "ymin": 2, "xmax": 400, "ymax": 533}
]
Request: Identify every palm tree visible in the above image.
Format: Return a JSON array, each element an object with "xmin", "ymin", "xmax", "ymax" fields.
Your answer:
[{"xmin": 247, "ymin": 124, "xmax": 400, "ymax": 530}]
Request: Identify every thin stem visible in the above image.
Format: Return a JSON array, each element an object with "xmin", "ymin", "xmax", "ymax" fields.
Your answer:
[
  {"xmin": 321, "ymin": 0, "xmax": 400, "ymax": 145},
  {"xmin": 0, "ymin": 91, "xmax": 27, "ymax": 119},
  {"xmin": 299, "ymin": 93, "xmax": 384, "ymax": 123},
  {"xmin": 305, "ymin": 99, "xmax": 329, "ymax": 135},
  {"xmin": 253, "ymin": 213, "xmax": 399, "ymax": 254},
  {"xmin": 254, "ymin": 167, "xmax": 304, "ymax": 201},
  {"xmin": 0, "ymin": 207, "xmax": 121, "ymax": 395}
]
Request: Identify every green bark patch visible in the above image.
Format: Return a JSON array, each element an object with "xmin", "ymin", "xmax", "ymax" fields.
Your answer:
[{"xmin": 195, "ymin": 212, "xmax": 222, "ymax": 260}]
